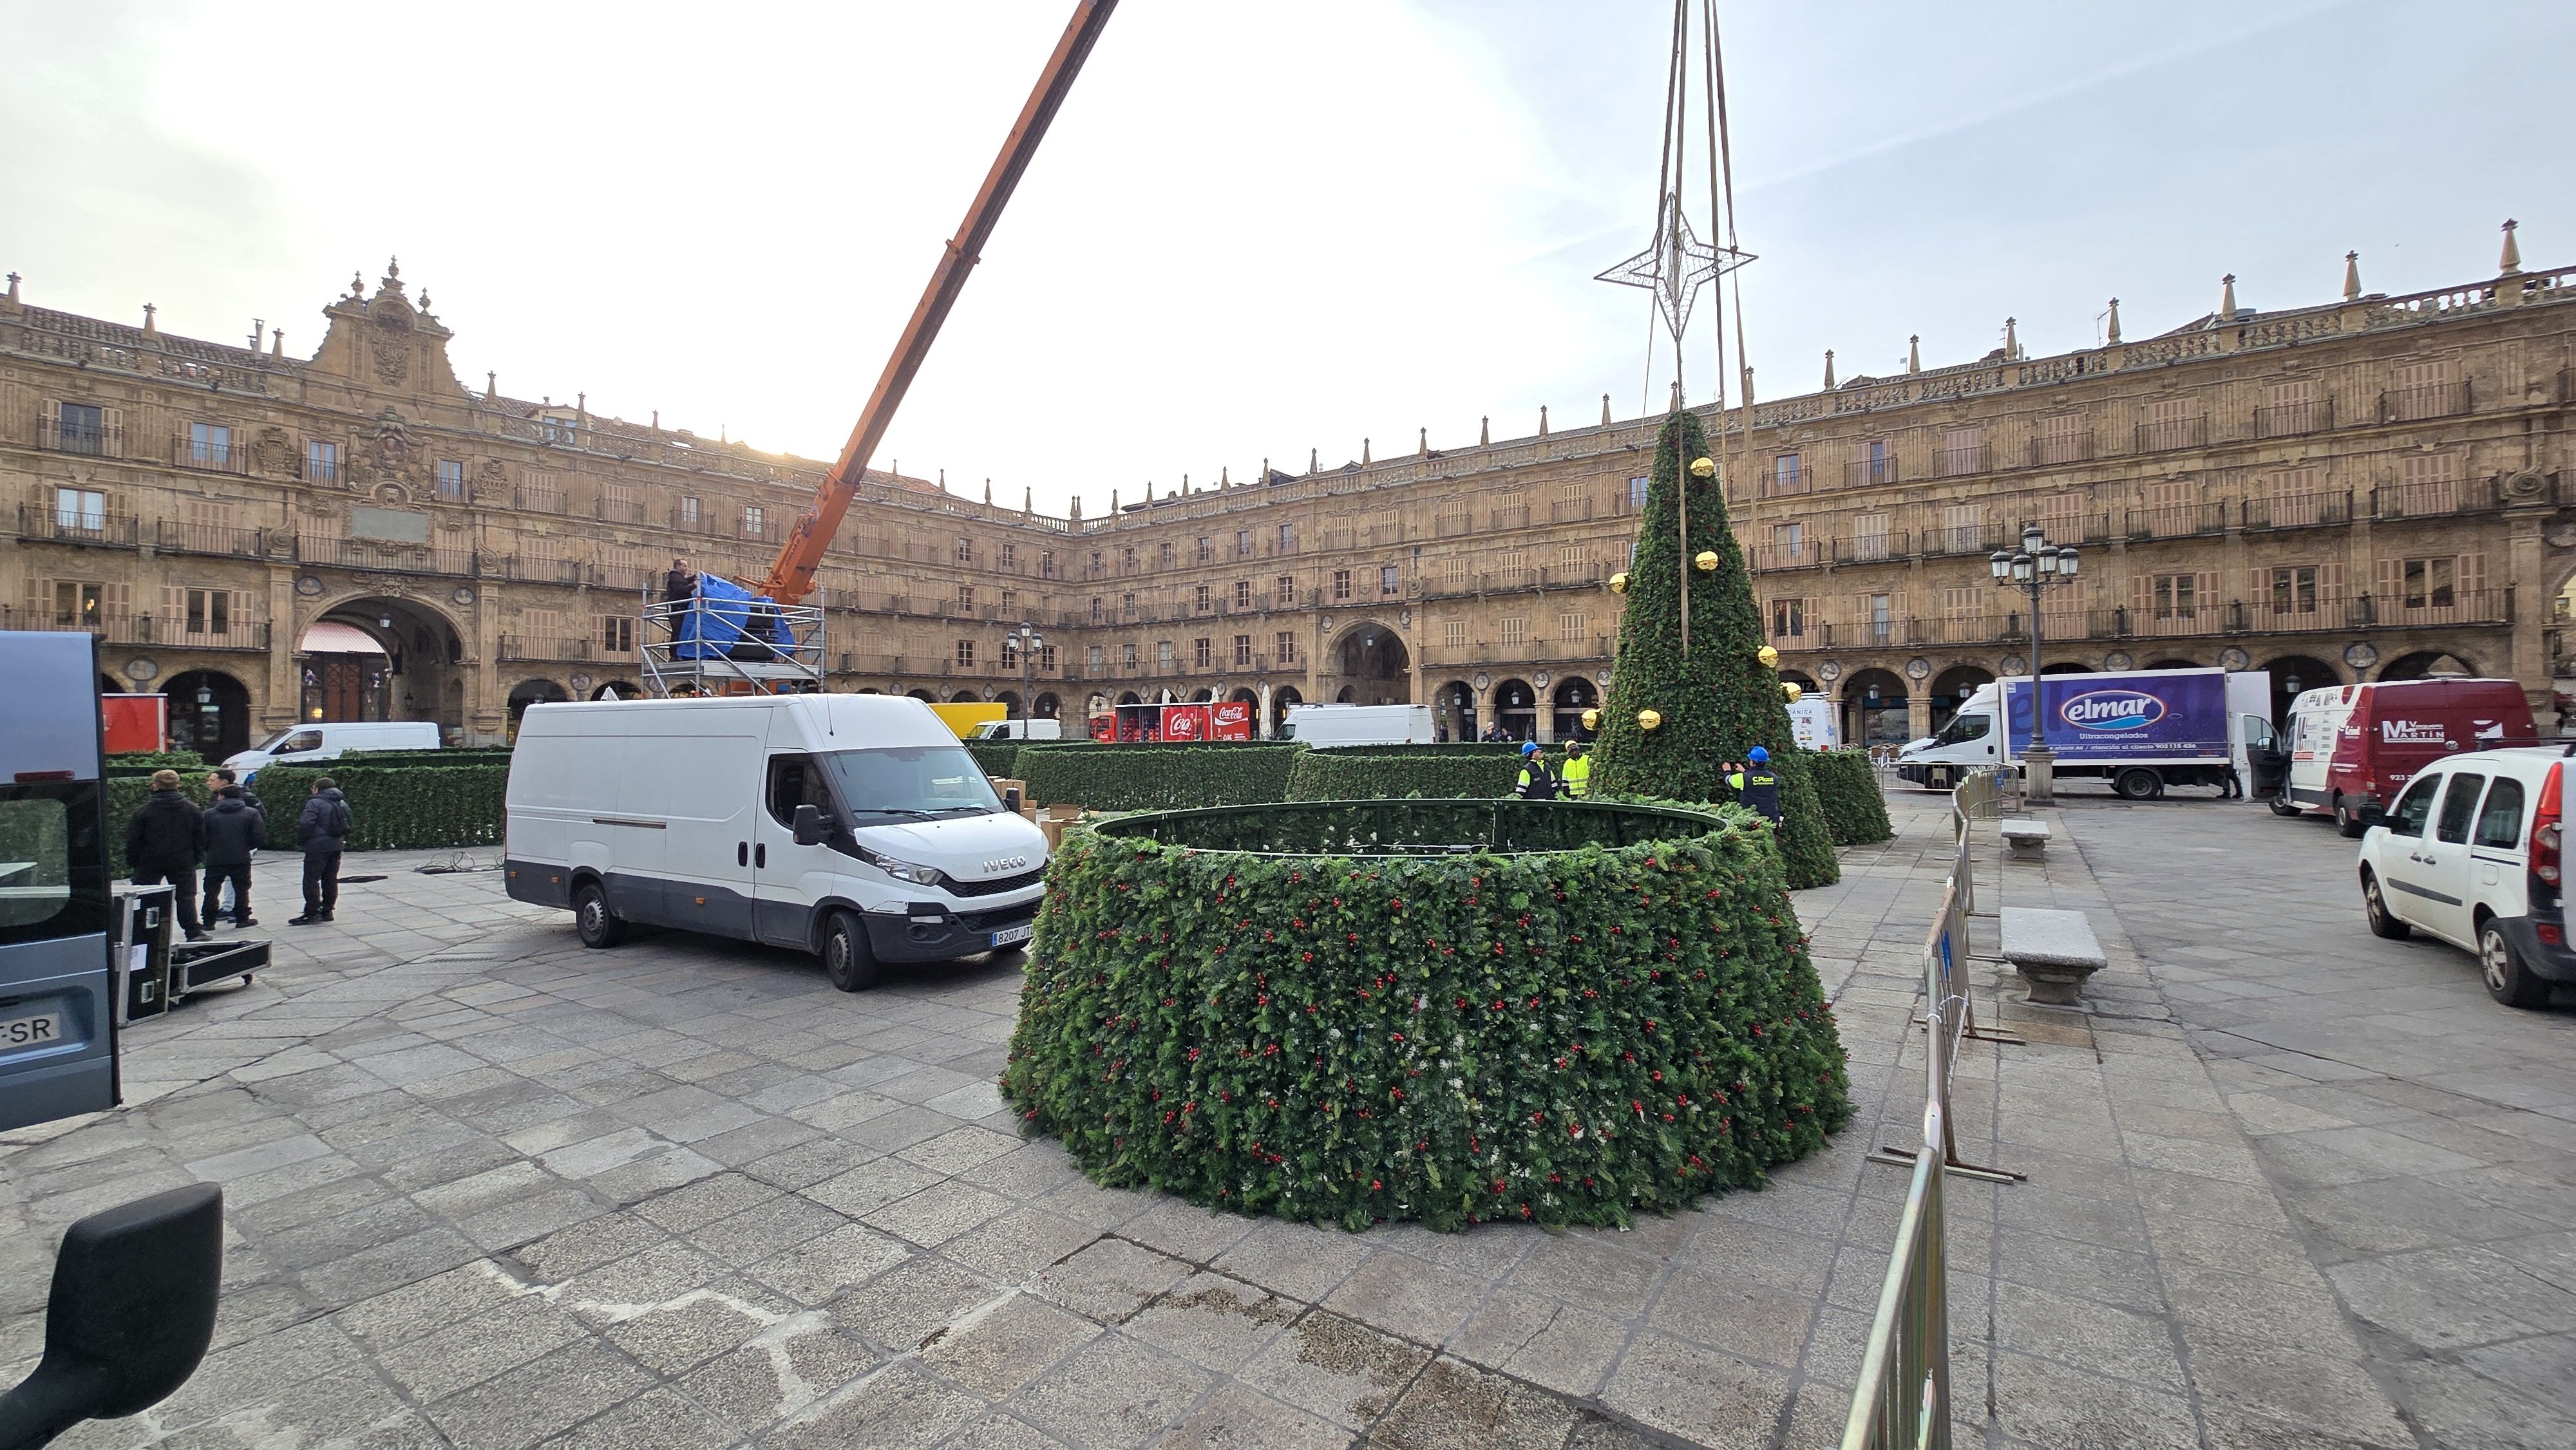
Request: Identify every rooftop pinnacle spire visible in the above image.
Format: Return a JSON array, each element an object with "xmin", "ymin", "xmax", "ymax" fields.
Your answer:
[
  {"xmin": 2501, "ymin": 219, "xmax": 2523, "ymax": 276},
  {"xmin": 1823, "ymin": 350, "xmax": 1835, "ymax": 390},
  {"xmin": 1479, "ymin": 416, "xmax": 1490, "ymax": 447},
  {"xmin": 1539, "ymin": 404, "xmax": 1551, "ymax": 437},
  {"xmin": 2107, "ymin": 297, "xmax": 2121, "ymax": 344},
  {"xmin": 2003, "ymin": 317, "xmax": 2019, "ymax": 360},
  {"xmin": 2344, "ymin": 251, "xmax": 2362, "ymax": 301},
  {"xmin": 1600, "ymin": 393, "xmax": 1611, "ymax": 426},
  {"xmin": 2219, "ymin": 274, "xmax": 2238, "ymax": 322},
  {"xmin": 1417, "ymin": 427, "xmax": 1427, "ymax": 457},
  {"xmin": 1907, "ymin": 335, "xmax": 1920, "ymax": 374}
]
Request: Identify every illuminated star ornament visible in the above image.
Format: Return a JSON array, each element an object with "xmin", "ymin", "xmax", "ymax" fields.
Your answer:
[{"xmin": 1595, "ymin": 196, "xmax": 1752, "ymax": 339}]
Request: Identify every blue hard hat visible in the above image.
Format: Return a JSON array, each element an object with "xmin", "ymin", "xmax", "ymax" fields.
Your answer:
[
  {"xmin": 1747, "ymin": 746, "xmax": 1770, "ymax": 763},
  {"xmin": 1520, "ymin": 740, "xmax": 1540, "ymax": 755}
]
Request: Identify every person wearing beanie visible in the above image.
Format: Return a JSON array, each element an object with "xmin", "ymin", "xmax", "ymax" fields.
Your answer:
[{"xmin": 125, "ymin": 767, "xmax": 209, "ymax": 941}]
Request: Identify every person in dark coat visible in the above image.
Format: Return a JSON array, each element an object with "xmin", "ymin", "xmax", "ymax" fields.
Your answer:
[
  {"xmin": 125, "ymin": 769, "xmax": 208, "ymax": 941},
  {"xmin": 202, "ymin": 768, "xmax": 263, "ymax": 921},
  {"xmin": 289, "ymin": 778, "xmax": 354, "ymax": 926},
  {"xmin": 199, "ymin": 784, "xmax": 269, "ymax": 928}
]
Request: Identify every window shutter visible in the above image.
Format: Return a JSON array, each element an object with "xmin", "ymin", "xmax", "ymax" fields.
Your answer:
[
  {"xmin": 2320, "ymin": 561, "xmax": 2344, "ymax": 602},
  {"xmin": 101, "ymin": 408, "xmax": 123, "ymax": 451},
  {"xmin": 23, "ymin": 577, "xmax": 46, "ymax": 622},
  {"xmin": 2374, "ymin": 558, "xmax": 2403, "ymax": 604},
  {"xmin": 2458, "ymin": 552, "xmax": 2487, "ymax": 601},
  {"xmin": 40, "ymin": 398, "xmax": 58, "ymax": 437},
  {"xmin": 2197, "ymin": 572, "xmax": 2220, "ymax": 616},
  {"xmin": 105, "ymin": 581, "xmax": 131, "ymax": 622}
]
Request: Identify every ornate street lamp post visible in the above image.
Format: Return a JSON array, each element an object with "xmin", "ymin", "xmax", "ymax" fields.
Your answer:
[
  {"xmin": 1009, "ymin": 621, "xmax": 1045, "ymax": 731},
  {"xmin": 1990, "ymin": 524, "xmax": 2080, "ymax": 805}
]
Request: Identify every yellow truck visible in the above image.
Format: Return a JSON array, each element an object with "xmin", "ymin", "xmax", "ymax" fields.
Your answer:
[{"xmin": 928, "ymin": 702, "xmax": 1009, "ymax": 739}]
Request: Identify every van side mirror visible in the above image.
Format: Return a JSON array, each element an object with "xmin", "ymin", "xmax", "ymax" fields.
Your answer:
[
  {"xmin": 0, "ymin": 1184, "xmax": 223, "ymax": 1449},
  {"xmin": 791, "ymin": 804, "xmax": 830, "ymax": 847}
]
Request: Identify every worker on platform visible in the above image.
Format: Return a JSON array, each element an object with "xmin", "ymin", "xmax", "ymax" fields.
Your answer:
[
  {"xmin": 1560, "ymin": 742, "xmax": 1593, "ymax": 798},
  {"xmin": 1727, "ymin": 746, "xmax": 1781, "ymax": 824},
  {"xmin": 1515, "ymin": 741, "xmax": 1564, "ymax": 800}
]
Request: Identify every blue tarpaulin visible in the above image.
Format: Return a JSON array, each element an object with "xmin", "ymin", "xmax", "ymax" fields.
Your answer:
[{"xmin": 675, "ymin": 573, "xmax": 797, "ymax": 661}]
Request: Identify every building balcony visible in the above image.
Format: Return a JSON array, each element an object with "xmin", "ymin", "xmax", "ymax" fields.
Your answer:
[
  {"xmin": 2381, "ymin": 382, "xmax": 2472, "ymax": 424},
  {"xmin": 2134, "ymin": 417, "xmax": 2210, "ymax": 453},
  {"xmin": 307, "ymin": 537, "xmax": 478, "ymax": 577},
  {"xmin": 2253, "ymin": 399, "xmax": 2335, "ymax": 438},
  {"xmin": 154, "ymin": 519, "xmax": 281, "ymax": 558},
  {"xmin": 1832, "ymin": 532, "xmax": 1911, "ymax": 565},
  {"xmin": 2123, "ymin": 503, "xmax": 2229, "ymax": 541},
  {"xmin": 0, "ymin": 608, "xmax": 271, "ymax": 652},
  {"xmin": 19, "ymin": 503, "xmax": 140, "ymax": 547},
  {"xmin": 169, "ymin": 435, "xmax": 252, "ymax": 476},
  {"xmin": 2241, "ymin": 490, "xmax": 2354, "ymax": 531},
  {"xmin": 38, "ymin": 417, "xmax": 121, "ymax": 457},
  {"xmin": 2026, "ymin": 433, "xmax": 2096, "ymax": 466},
  {"xmin": 1844, "ymin": 457, "xmax": 1900, "ymax": 489},
  {"xmin": 513, "ymin": 487, "xmax": 573, "ymax": 516}
]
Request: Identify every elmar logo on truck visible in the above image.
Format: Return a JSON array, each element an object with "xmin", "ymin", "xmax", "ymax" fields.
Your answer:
[{"xmin": 2058, "ymin": 690, "xmax": 2167, "ymax": 732}]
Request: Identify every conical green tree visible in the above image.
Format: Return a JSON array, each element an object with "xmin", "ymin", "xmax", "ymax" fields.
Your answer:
[{"xmin": 1593, "ymin": 409, "xmax": 1839, "ymax": 889}]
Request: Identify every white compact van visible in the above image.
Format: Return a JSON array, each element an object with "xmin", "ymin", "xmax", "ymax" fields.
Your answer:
[
  {"xmin": 1281, "ymin": 703, "xmax": 1435, "ymax": 747},
  {"xmin": 969, "ymin": 719, "xmax": 1063, "ymax": 741},
  {"xmin": 504, "ymin": 693, "xmax": 1050, "ymax": 990},
  {"xmin": 226, "ymin": 720, "xmax": 440, "ymax": 780}
]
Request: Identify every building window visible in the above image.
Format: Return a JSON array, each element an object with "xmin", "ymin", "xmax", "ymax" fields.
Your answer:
[
  {"xmin": 1274, "ymin": 631, "xmax": 1298, "ymax": 664},
  {"xmin": 1381, "ymin": 565, "xmax": 1400, "ymax": 596},
  {"xmin": 1000, "ymin": 589, "xmax": 1017, "ymax": 614},
  {"xmin": 1158, "ymin": 542, "xmax": 1175, "ymax": 569},
  {"xmin": 184, "ymin": 588, "xmax": 231, "ymax": 636},
  {"xmin": 55, "ymin": 402, "xmax": 106, "ymax": 455},
  {"xmin": 2401, "ymin": 558, "xmax": 2456, "ymax": 609},
  {"xmin": 1279, "ymin": 523, "xmax": 1297, "ymax": 552},
  {"xmin": 436, "ymin": 459, "xmax": 466, "ymax": 500},
  {"xmin": 1087, "ymin": 645, "xmax": 1105, "ymax": 673},
  {"xmin": 999, "ymin": 542, "xmax": 1016, "ymax": 570},
  {"xmin": 1197, "ymin": 536, "xmax": 1213, "ymax": 563},
  {"xmin": 2150, "ymin": 573, "xmax": 2200, "ymax": 618},
  {"xmin": 1770, "ymin": 522, "xmax": 1804, "ymax": 561},
  {"xmin": 600, "ymin": 616, "xmax": 635, "ymax": 654},
  {"xmin": 1627, "ymin": 475, "xmax": 1649, "ymax": 510},
  {"xmin": 1194, "ymin": 583, "xmax": 1212, "ymax": 613},
  {"xmin": 1193, "ymin": 637, "xmax": 1213, "ymax": 668},
  {"xmin": 1236, "ymin": 529, "xmax": 1252, "ymax": 556},
  {"xmin": 1121, "ymin": 591, "xmax": 1137, "ymax": 617},
  {"xmin": 54, "ymin": 581, "xmax": 105, "ymax": 628},
  {"xmin": 1499, "ymin": 551, "xmax": 1528, "ymax": 587},
  {"xmin": 742, "ymin": 505, "xmax": 766, "ymax": 538},
  {"xmin": 1499, "ymin": 616, "xmax": 1528, "ymax": 645},
  {"xmin": 1039, "ymin": 550, "xmax": 1056, "ymax": 579},
  {"xmin": 957, "ymin": 584, "xmax": 975, "ymax": 612},
  {"xmin": 1039, "ymin": 645, "xmax": 1058, "ymax": 671},
  {"xmin": 2271, "ymin": 567, "xmax": 2319, "ymax": 614},
  {"xmin": 1090, "ymin": 596, "xmax": 1104, "ymax": 623},
  {"xmin": 1557, "ymin": 610, "xmax": 1587, "ymax": 643},
  {"xmin": 956, "ymin": 640, "xmax": 976, "ymax": 667},
  {"xmin": 1233, "ymin": 634, "xmax": 1253, "ymax": 666},
  {"xmin": 1772, "ymin": 599, "xmax": 1805, "ymax": 637},
  {"xmin": 2034, "ymin": 413, "xmax": 2087, "ymax": 464},
  {"xmin": 1852, "ymin": 439, "xmax": 1891, "ymax": 487},
  {"xmin": 1332, "ymin": 569, "xmax": 1352, "ymax": 602},
  {"xmin": 680, "ymin": 496, "xmax": 703, "ymax": 528},
  {"xmin": 1158, "ymin": 640, "xmax": 1176, "ymax": 672},
  {"xmin": 1234, "ymin": 579, "xmax": 1252, "ymax": 609},
  {"xmin": 1772, "ymin": 453, "xmax": 1802, "ymax": 494},
  {"xmin": 1122, "ymin": 643, "xmax": 1139, "ymax": 669},
  {"xmin": 54, "ymin": 487, "xmax": 106, "ymax": 532},
  {"xmin": 1865, "ymin": 593, "xmax": 1892, "ymax": 643},
  {"xmin": 1088, "ymin": 551, "xmax": 1104, "ymax": 578},
  {"xmin": 188, "ymin": 422, "xmax": 231, "ymax": 468},
  {"xmin": 1122, "ymin": 547, "xmax": 1137, "ymax": 573},
  {"xmin": 1938, "ymin": 428, "xmax": 1982, "ymax": 478},
  {"xmin": 1001, "ymin": 637, "xmax": 1021, "ymax": 669},
  {"xmin": 1276, "ymin": 574, "xmax": 1296, "ymax": 605},
  {"xmin": 1442, "ymin": 620, "xmax": 1468, "ymax": 650}
]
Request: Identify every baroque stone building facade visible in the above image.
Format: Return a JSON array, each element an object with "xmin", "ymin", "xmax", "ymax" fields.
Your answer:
[{"xmin": 5, "ymin": 240, "xmax": 2573, "ymax": 754}]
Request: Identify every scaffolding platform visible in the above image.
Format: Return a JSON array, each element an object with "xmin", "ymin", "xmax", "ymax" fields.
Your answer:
[{"xmin": 640, "ymin": 596, "xmax": 826, "ymax": 697}]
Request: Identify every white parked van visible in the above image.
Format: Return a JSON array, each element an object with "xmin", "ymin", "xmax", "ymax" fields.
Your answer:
[
  {"xmin": 225, "ymin": 720, "xmax": 440, "ymax": 781},
  {"xmin": 1280, "ymin": 703, "xmax": 1435, "ymax": 747},
  {"xmin": 504, "ymin": 693, "xmax": 1049, "ymax": 990},
  {"xmin": 968, "ymin": 719, "xmax": 1063, "ymax": 741}
]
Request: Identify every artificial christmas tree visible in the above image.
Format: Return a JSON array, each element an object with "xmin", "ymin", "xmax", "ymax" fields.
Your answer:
[{"xmin": 1592, "ymin": 408, "xmax": 1839, "ymax": 888}]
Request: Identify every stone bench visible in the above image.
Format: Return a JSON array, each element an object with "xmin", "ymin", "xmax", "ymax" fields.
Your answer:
[
  {"xmin": 2000, "ymin": 907, "xmax": 2108, "ymax": 1006},
  {"xmin": 2000, "ymin": 819, "xmax": 2052, "ymax": 858}
]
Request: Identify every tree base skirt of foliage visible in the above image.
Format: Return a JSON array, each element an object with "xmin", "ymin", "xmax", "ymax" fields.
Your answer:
[{"xmin": 1003, "ymin": 799, "xmax": 1852, "ymax": 1232}]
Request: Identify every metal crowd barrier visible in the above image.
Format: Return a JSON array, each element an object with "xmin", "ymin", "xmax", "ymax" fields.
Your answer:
[{"xmin": 1844, "ymin": 769, "xmax": 2024, "ymax": 1450}]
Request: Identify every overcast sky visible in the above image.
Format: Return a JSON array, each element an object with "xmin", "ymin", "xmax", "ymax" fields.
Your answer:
[{"xmin": 5, "ymin": 1, "xmax": 2567, "ymax": 516}]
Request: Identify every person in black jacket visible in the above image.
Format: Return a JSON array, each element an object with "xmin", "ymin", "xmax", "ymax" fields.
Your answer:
[
  {"xmin": 199, "ymin": 784, "xmax": 269, "ymax": 928},
  {"xmin": 125, "ymin": 769, "xmax": 209, "ymax": 941},
  {"xmin": 289, "ymin": 778, "xmax": 354, "ymax": 925},
  {"xmin": 202, "ymin": 768, "xmax": 263, "ymax": 921}
]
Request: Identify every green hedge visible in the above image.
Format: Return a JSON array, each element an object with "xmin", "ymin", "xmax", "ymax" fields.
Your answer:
[
  {"xmin": 1285, "ymin": 749, "xmax": 1519, "ymax": 802},
  {"xmin": 1003, "ymin": 798, "xmax": 1850, "ymax": 1231},
  {"xmin": 104, "ymin": 751, "xmax": 207, "ymax": 777},
  {"xmin": 1303, "ymin": 742, "xmax": 1526, "ymax": 757},
  {"xmin": 964, "ymin": 740, "xmax": 1025, "ymax": 778},
  {"xmin": 335, "ymin": 748, "xmax": 506, "ymax": 767},
  {"xmin": 1014, "ymin": 744, "xmax": 1305, "ymax": 810},
  {"xmin": 1808, "ymin": 749, "xmax": 1893, "ymax": 845},
  {"xmin": 252, "ymin": 764, "xmax": 507, "ymax": 852}
]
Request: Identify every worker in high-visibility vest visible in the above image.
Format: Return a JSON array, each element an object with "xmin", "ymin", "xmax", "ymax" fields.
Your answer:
[
  {"xmin": 1560, "ymin": 742, "xmax": 1593, "ymax": 797},
  {"xmin": 1727, "ymin": 746, "xmax": 1782, "ymax": 823},
  {"xmin": 1514, "ymin": 740, "xmax": 1564, "ymax": 799}
]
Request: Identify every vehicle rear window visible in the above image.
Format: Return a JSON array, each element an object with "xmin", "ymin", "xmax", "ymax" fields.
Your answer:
[
  {"xmin": 2474, "ymin": 777, "xmax": 2526, "ymax": 849},
  {"xmin": 2436, "ymin": 774, "xmax": 2486, "ymax": 844}
]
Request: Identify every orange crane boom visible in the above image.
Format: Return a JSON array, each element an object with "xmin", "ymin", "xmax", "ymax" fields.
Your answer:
[{"xmin": 755, "ymin": 0, "xmax": 1118, "ymax": 605}]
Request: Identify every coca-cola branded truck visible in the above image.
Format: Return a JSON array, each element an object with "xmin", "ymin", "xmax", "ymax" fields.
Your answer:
[
  {"xmin": 1897, "ymin": 667, "xmax": 2278, "ymax": 799},
  {"xmin": 2275, "ymin": 677, "xmax": 2537, "ymax": 836}
]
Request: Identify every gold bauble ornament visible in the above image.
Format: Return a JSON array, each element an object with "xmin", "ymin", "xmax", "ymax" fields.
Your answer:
[
  {"xmin": 1782, "ymin": 682, "xmax": 1803, "ymax": 704},
  {"xmin": 1757, "ymin": 645, "xmax": 1780, "ymax": 669},
  {"xmin": 1637, "ymin": 709, "xmax": 1663, "ymax": 731},
  {"xmin": 1688, "ymin": 456, "xmax": 1716, "ymax": 478},
  {"xmin": 1607, "ymin": 571, "xmax": 1629, "ymax": 594},
  {"xmin": 1580, "ymin": 708, "xmax": 1601, "ymax": 731},
  {"xmin": 1694, "ymin": 550, "xmax": 1719, "ymax": 572}
]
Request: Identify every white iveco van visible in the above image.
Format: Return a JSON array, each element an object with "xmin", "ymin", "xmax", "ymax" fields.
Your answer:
[{"xmin": 504, "ymin": 694, "xmax": 1050, "ymax": 990}]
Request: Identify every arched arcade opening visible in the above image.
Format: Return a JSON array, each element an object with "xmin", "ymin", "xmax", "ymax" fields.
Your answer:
[{"xmin": 164, "ymin": 670, "xmax": 252, "ymax": 759}]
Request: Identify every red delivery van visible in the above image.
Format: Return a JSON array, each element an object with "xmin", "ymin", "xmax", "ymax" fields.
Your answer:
[{"xmin": 2278, "ymin": 677, "xmax": 2536, "ymax": 836}]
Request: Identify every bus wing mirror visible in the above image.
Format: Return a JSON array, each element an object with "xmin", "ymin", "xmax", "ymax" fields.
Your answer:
[
  {"xmin": 0, "ymin": 1184, "xmax": 223, "ymax": 1448},
  {"xmin": 791, "ymin": 804, "xmax": 829, "ymax": 847}
]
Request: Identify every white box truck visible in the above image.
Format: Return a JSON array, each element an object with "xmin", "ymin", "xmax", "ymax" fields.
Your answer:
[
  {"xmin": 1895, "ymin": 668, "xmax": 2278, "ymax": 798},
  {"xmin": 1280, "ymin": 703, "xmax": 1436, "ymax": 747},
  {"xmin": 504, "ymin": 693, "xmax": 1049, "ymax": 990}
]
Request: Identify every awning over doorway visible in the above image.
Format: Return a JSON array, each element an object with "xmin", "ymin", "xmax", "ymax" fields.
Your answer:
[{"xmin": 299, "ymin": 621, "xmax": 386, "ymax": 655}]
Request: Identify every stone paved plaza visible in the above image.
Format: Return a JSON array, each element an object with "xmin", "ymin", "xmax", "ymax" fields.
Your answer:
[{"xmin": 5, "ymin": 790, "xmax": 2572, "ymax": 1448}]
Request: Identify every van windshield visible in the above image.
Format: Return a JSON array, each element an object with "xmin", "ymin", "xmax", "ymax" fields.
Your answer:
[
  {"xmin": 1933, "ymin": 712, "xmax": 1991, "ymax": 746},
  {"xmin": 818, "ymin": 747, "xmax": 1005, "ymax": 820},
  {"xmin": 253, "ymin": 728, "xmax": 296, "ymax": 752}
]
